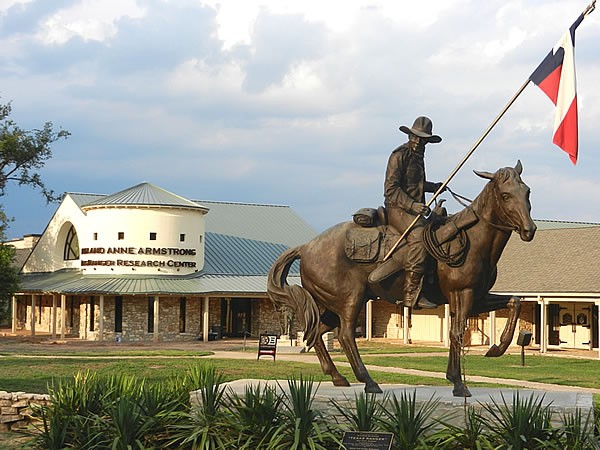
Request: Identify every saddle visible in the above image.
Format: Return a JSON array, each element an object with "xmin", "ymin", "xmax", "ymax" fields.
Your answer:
[{"xmin": 345, "ymin": 204, "xmax": 478, "ymax": 268}]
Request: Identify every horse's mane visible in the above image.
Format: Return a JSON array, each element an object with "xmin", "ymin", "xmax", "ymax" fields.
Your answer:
[{"xmin": 469, "ymin": 167, "xmax": 521, "ymax": 216}]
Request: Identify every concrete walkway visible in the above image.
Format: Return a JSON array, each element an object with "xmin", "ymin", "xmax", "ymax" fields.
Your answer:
[{"xmin": 207, "ymin": 350, "xmax": 600, "ymax": 395}]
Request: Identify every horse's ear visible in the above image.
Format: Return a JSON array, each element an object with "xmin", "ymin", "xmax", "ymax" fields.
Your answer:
[
  {"xmin": 474, "ymin": 170, "xmax": 494, "ymax": 180},
  {"xmin": 515, "ymin": 160, "xmax": 523, "ymax": 174}
]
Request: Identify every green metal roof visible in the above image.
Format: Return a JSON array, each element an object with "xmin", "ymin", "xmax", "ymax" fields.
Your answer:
[
  {"xmin": 83, "ymin": 182, "xmax": 207, "ymax": 211},
  {"xmin": 195, "ymin": 200, "xmax": 315, "ymax": 247},
  {"xmin": 19, "ymin": 270, "xmax": 301, "ymax": 295}
]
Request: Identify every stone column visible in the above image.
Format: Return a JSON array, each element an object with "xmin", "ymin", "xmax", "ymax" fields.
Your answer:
[
  {"xmin": 11, "ymin": 296, "xmax": 17, "ymax": 334},
  {"xmin": 30, "ymin": 295, "xmax": 37, "ymax": 336},
  {"xmin": 153, "ymin": 297, "xmax": 160, "ymax": 343},
  {"xmin": 99, "ymin": 295, "xmax": 104, "ymax": 342},
  {"xmin": 202, "ymin": 297, "xmax": 210, "ymax": 342},
  {"xmin": 60, "ymin": 294, "xmax": 66, "ymax": 339},
  {"xmin": 365, "ymin": 300, "xmax": 373, "ymax": 341},
  {"xmin": 51, "ymin": 294, "xmax": 57, "ymax": 338}
]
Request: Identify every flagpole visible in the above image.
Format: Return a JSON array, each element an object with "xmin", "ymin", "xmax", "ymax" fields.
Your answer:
[{"xmin": 383, "ymin": 79, "xmax": 530, "ymax": 261}]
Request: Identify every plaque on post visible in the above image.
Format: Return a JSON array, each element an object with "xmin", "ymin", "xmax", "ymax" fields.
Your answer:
[
  {"xmin": 257, "ymin": 334, "xmax": 278, "ymax": 360},
  {"xmin": 341, "ymin": 431, "xmax": 393, "ymax": 450}
]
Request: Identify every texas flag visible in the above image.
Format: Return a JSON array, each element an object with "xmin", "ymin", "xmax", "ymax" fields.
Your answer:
[{"xmin": 529, "ymin": 13, "xmax": 584, "ymax": 164}]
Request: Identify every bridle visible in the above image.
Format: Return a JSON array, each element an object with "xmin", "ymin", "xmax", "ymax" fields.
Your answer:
[{"xmin": 445, "ymin": 185, "xmax": 517, "ymax": 234}]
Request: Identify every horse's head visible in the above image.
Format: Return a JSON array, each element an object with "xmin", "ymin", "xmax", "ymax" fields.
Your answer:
[{"xmin": 474, "ymin": 160, "xmax": 536, "ymax": 242}]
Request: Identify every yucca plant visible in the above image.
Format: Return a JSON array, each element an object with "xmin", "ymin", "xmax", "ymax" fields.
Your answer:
[
  {"xmin": 557, "ymin": 408, "xmax": 600, "ymax": 450},
  {"xmin": 376, "ymin": 389, "xmax": 441, "ymax": 450},
  {"xmin": 166, "ymin": 364, "xmax": 230, "ymax": 449},
  {"xmin": 431, "ymin": 404, "xmax": 496, "ymax": 449},
  {"xmin": 331, "ymin": 391, "xmax": 386, "ymax": 432},
  {"xmin": 269, "ymin": 376, "xmax": 339, "ymax": 450},
  {"xmin": 31, "ymin": 370, "xmax": 117, "ymax": 449},
  {"xmin": 481, "ymin": 391, "xmax": 558, "ymax": 449},
  {"xmin": 225, "ymin": 382, "xmax": 284, "ymax": 449}
]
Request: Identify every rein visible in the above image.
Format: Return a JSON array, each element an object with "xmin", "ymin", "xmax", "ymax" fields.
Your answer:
[{"xmin": 446, "ymin": 186, "xmax": 516, "ymax": 234}]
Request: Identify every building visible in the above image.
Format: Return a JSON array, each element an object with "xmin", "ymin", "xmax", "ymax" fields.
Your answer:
[
  {"xmin": 10, "ymin": 182, "xmax": 315, "ymax": 342},
  {"xmin": 9, "ymin": 182, "xmax": 600, "ymax": 357}
]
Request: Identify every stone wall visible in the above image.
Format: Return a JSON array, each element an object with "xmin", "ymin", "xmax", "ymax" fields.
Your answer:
[{"xmin": 0, "ymin": 391, "xmax": 49, "ymax": 431}]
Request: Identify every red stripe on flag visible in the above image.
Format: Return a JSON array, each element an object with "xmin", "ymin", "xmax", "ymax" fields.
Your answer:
[
  {"xmin": 537, "ymin": 65, "xmax": 562, "ymax": 104},
  {"xmin": 553, "ymin": 97, "xmax": 578, "ymax": 164}
]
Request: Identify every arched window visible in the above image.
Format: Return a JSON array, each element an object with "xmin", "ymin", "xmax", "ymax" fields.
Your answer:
[{"xmin": 63, "ymin": 225, "xmax": 80, "ymax": 260}]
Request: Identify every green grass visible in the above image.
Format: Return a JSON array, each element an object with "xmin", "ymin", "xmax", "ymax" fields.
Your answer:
[
  {"xmin": 0, "ymin": 354, "xmax": 506, "ymax": 394},
  {"xmin": 349, "ymin": 354, "xmax": 600, "ymax": 390}
]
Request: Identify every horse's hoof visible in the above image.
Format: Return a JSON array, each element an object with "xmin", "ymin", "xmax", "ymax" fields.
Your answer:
[
  {"xmin": 333, "ymin": 377, "xmax": 351, "ymax": 387},
  {"xmin": 452, "ymin": 385, "xmax": 472, "ymax": 398},
  {"xmin": 485, "ymin": 344, "xmax": 502, "ymax": 357},
  {"xmin": 365, "ymin": 383, "xmax": 383, "ymax": 394}
]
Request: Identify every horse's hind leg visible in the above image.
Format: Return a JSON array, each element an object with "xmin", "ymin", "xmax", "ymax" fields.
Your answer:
[
  {"xmin": 336, "ymin": 305, "xmax": 382, "ymax": 394},
  {"xmin": 447, "ymin": 289, "xmax": 474, "ymax": 397},
  {"xmin": 313, "ymin": 310, "xmax": 350, "ymax": 387}
]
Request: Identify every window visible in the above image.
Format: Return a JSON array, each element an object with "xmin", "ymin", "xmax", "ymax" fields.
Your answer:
[
  {"xmin": 147, "ymin": 297, "xmax": 154, "ymax": 333},
  {"xmin": 63, "ymin": 225, "xmax": 80, "ymax": 260},
  {"xmin": 118, "ymin": 232, "xmax": 125, "ymax": 240},
  {"xmin": 115, "ymin": 296, "xmax": 123, "ymax": 333},
  {"xmin": 179, "ymin": 297, "xmax": 186, "ymax": 333},
  {"xmin": 90, "ymin": 296, "xmax": 96, "ymax": 332},
  {"xmin": 180, "ymin": 233, "xmax": 185, "ymax": 242},
  {"xmin": 149, "ymin": 232, "xmax": 157, "ymax": 241}
]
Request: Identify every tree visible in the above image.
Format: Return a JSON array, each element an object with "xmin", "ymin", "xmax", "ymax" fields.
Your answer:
[
  {"xmin": 0, "ymin": 210, "xmax": 19, "ymax": 325},
  {"xmin": 0, "ymin": 100, "xmax": 70, "ymax": 324},
  {"xmin": 0, "ymin": 100, "xmax": 70, "ymax": 201}
]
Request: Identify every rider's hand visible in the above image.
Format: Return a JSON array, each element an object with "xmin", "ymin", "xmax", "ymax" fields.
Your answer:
[{"xmin": 410, "ymin": 202, "xmax": 430, "ymax": 216}]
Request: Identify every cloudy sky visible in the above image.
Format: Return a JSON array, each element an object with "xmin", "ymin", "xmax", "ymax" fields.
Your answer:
[{"xmin": 1, "ymin": 0, "xmax": 599, "ymax": 239}]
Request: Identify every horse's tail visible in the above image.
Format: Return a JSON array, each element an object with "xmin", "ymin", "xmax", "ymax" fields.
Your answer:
[{"xmin": 267, "ymin": 247, "xmax": 321, "ymax": 349}]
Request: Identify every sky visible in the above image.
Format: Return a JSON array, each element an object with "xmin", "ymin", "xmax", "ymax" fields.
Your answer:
[{"xmin": 1, "ymin": 0, "xmax": 599, "ymax": 240}]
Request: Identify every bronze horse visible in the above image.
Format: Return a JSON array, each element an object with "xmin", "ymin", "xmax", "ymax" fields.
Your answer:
[{"xmin": 268, "ymin": 161, "xmax": 536, "ymax": 397}]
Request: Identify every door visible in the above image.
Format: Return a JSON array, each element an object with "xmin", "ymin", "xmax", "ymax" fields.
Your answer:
[
  {"xmin": 559, "ymin": 303, "xmax": 592, "ymax": 349},
  {"xmin": 221, "ymin": 298, "xmax": 251, "ymax": 337}
]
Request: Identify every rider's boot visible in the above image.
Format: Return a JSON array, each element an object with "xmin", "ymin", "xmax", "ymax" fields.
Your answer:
[
  {"xmin": 404, "ymin": 271, "xmax": 437, "ymax": 309},
  {"xmin": 368, "ymin": 254, "xmax": 402, "ymax": 284}
]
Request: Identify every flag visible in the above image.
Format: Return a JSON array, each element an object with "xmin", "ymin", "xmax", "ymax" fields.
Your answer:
[{"xmin": 529, "ymin": 13, "xmax": 584, "ymax": 164}]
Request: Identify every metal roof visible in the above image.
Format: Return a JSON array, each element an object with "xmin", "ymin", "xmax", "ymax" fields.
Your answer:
[
  {"xmin": 534, "ymin": 219, "xmax": 600, "ymax": 230},
  {"xmin": 203, "ymin": 232, "xmax": 298, "ymax": 275},
  {"xmin": 18, "ymin": 270, "xmax": 301, "ymax": 295},
  {"xmin": 83, "ymin": 182, "xmax": 207, "ymax": 211},
  {"xmin": 196, "ymin": 200, "xmax": 315, "ymax": 247}
]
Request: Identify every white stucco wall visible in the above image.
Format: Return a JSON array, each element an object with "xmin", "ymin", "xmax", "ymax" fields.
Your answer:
[{"xmin": 21, "ymin": 194, "xmax": 206, "ymax": 275}]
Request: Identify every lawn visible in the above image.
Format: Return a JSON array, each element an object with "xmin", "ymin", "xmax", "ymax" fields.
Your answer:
[{"xmin": 0, "ymin": 354, "xmax": 504, "ymax": 394}]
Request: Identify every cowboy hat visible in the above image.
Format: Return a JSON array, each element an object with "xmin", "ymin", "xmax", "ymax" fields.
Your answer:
[{"xmin": 399, "ymin": 116, "xmax": 442, "ymax": 143}]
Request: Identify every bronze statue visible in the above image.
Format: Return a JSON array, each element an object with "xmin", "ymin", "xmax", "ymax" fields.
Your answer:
[
  {"xmin": 368, "ymin": 116, "xmax": 444, "ymax": 309},
  {"xmin": 268, "ymin": 161, "xmax": 536, "ymax": 397}
]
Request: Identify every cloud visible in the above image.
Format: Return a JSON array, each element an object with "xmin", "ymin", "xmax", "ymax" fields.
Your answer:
[{"xmin": 0, "ymin": 0, "xmax": 599, "ymax": 240}]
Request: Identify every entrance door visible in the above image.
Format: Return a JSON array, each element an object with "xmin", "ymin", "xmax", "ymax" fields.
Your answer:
[
  {"xmin": 559, "ymin": 303, "xmax": 592, "ymax": 349},
  {"xmin": 221, "ymin": 298, "xmax": 251, "ymax": 337}
]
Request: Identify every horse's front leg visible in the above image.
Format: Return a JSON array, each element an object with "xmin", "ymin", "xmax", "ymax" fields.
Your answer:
[
  {"xmin": 337, "ymin": 304, "xmax": 382, "ymax": 394},
  {"xmin": 313, "ymin": 310, "xmax": 350, "ymax": 386},
  {"xmin": 479, "ymin": 295, "xmax": 521, "ymax": 357},
  {"xmin": 446, "ymin": 289, "xmax": 474, "ymax": 397}
]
